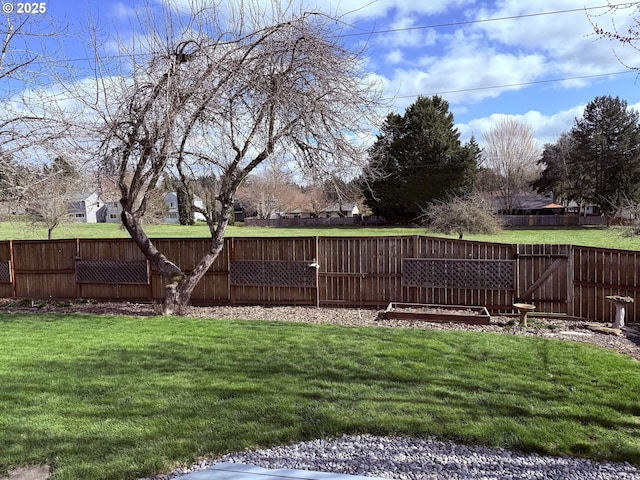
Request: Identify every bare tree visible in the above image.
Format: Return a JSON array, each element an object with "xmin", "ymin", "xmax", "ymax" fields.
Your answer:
[
  {"xmin": 420, "ymin": 194, "xmax": 502, "ymax": 240},
  {"xmin": 590, "ymin": 2, "xmax": 640, "ymax": 70},
  {"xmin": 0, "ymin": 9, "xmax": 66, "ymax": 139},
  {"xmin": 300, "ymin": 177, "xmax": 361, "ymax": 218},
  {"xmin": 73, "ymin": 0, "xmax": 383, "ymax": 313},
  {"xmin": 0, "ymin": 151, "xmax": 28, "ymax": 209},
  {"xmin": 21, "ymin": 159, "xmax": 85, "ymax": 239},
  {"xmin": 481, "ymin": 118, "xmax": 541, "ymax": 213},
  {"xmin": 22, "ymin": 177, "xmax": 76, "ymax": 240},
  {"xmin": 236, "ymin": 157, "xmax": 302, "ymax": 219},
  {"xmin": 0, "ymin": 12, "xmax": 39, "ymax": 85},
  {"xmin": 303, "ymin": 184, "xmax": 334, "ymax": 218},
  {"xmin": 0, "ymin": 11, "xmax": 112, "ymax": 244},
  {"xmin": 0, "ymin": 12, "xmax": 37, "ymax": 193}
]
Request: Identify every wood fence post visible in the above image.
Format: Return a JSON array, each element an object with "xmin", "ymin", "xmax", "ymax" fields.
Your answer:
[
  {"xmin": 315, "ymin": 236, "xmax": 320, "ymax": 308},
  {"xmin": 229, "ymin": 237, "xmax": 235, "ymax": 305},
  {"xmin": 76, "ymin": 238, "xmax": 82, "ymax": 299},
  {"xmin": 9, "ymin": 240, "xmax": 16, "ymax": 298},
  {"xmin": 566, "ymin": 245, "xmax": 574, "ymax": 317},
  {"xmin": 515, "ymin": 244, "xmax": 520, "ymax": 302}
]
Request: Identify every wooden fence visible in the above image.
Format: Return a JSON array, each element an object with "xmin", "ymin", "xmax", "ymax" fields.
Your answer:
[
  {"xmin": 0, "ymin": 236, "xmax": 638, "ymax": 323},
  {"xmin": 501, "ymin": 215, "xmax": 605, "ymax": 227}
]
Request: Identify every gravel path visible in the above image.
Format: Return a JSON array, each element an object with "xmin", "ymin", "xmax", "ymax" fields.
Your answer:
[{"xmin": 146, "ymin": 435, "xmax": 640, "ymax": 480}]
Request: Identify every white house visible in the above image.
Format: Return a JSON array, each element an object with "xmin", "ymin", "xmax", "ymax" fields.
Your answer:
[
  {"xmin": 104, "ymin": 193, "xmax": 208, "ymax": 224},
  {"xmin": 67, "ymin": 193, "xmax": 106, "ymax": 223},
  {"xmin": 163, "ymin": 192, "xmax": 206, "ymax": 224},
  {"xmin": 105, "ymin": 201, "xmax": 122, "ymax": 223}
]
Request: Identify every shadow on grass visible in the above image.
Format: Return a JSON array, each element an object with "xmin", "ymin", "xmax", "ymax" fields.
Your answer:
[{"xmin": 1, "ymin": 315, "xmax": 639, "ymax": 479}]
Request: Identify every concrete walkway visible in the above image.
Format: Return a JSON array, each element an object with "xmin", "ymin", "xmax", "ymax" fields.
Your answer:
[{"xmin": 173, "ymin": 463, "xmax": 387, "ymax": 480}]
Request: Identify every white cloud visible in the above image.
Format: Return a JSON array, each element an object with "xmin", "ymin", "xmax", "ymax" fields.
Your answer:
[
  {"xmin": 469, "ymin": 1, "xmax": 640, "ymax": 75},
  {"xmin": 456, "ymin": 104, "xmax": 586, "ymax": 146},
  {"xmin": 457, "ymin": 96, "xmax": 640, "ymax": 149},
  {"xmin": 109, "ymin": 2, "xmax": 139, "ymax": 20},
  {"xmin": 384, "ymin": 49, "xmax": 403, "ymax": 65},
  {"xmin": 311, "ymin": 0, "xmax": 476, "ymax": 19},
  {"xmin": 384, "ymin": 48, "xmax": 548, "ymax": 110},
  {"xmin": 374, "ymin": 19, "xmax": 439, "ymax": 50}
]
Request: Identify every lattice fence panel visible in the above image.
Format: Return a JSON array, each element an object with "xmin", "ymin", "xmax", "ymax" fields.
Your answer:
[
  {"xmin": 403, "ymin": 258, "xmax": 515, "ymax": 290},
  {"xmin": 0, "ymin": 261, "xmax": 11, "ymax": 283},
  {"xmin": 230, "ymin": 260, "xmax": 317, "ymax": 288},
  {"xmin": 76, "ymin": 260, "xmax": 149, "ymax": 285}
]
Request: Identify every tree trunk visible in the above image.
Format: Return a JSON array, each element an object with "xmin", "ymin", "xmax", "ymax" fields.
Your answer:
[
  {"xmin": 120, "ymin": 209, "xmax": 187, "ymax": 311},
  {"xmin": 160, "ymin": 200, "xmax": 234, "ymax": 314},
  {"xmin": 162, "ymin": 282, "xmax": 186, "ymax": 316}
]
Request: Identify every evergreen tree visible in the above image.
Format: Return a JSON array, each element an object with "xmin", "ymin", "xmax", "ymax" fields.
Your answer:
[
  {"xmin": 363, "ymin": 96, "xmax": 477, "ymax": 223},
  {"xmin": 569, "ymin": 95, "xmax": 640, "ymax": 214},
  {"xmin": 176, "ymin": 185, "xmax": 194, "ymax": 225},
  {"xmin": 533, "ymin": 132, "xmax": 574, "ymax": 203}
]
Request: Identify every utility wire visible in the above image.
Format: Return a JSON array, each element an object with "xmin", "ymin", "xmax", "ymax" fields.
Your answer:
[
  {"xmin": 341, "ymin": 1, "xmax": 640, "ymax": 37},
  {"xmin": 2, "ymin": 2, "xmax": 637, "ymax": 100},
  {"xmin": 398, "ymin": 71, "xmax": 638, "ymax": 99},
  {"xmin": 20, "ymin": 2, "xmax": 640, "ymax": 65}
]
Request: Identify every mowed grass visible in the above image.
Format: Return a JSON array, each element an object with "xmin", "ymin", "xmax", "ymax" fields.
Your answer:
[
  {"xmin": 0, "ymin": 221, "xmax": 423, "ymax": 241},
  {"xmin": 0, "ymin": 313, "xmax": 639, "ymax": 480},
  {"xmin": 2, "ymin": 220, "xmax": 640, "ymax": 249}
]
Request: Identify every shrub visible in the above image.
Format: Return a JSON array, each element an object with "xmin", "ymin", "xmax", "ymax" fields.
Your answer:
[{"xmin": 420, "ymin": 195, "xmax": 502, "ymax": 239}]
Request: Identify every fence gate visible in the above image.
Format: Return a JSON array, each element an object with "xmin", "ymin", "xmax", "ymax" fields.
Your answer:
[{"xmin": 516, "ymin": 244, "xmax": 573, "ymax": 315}]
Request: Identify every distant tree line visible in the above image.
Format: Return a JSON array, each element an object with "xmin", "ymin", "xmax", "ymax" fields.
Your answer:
[
  {"xmin": 359, "ymin": 94, "xmax": 640, "ymax": 232},
  {"xmin": 534, "ymin": 95, "xmax": 640, "ymax": 218}
]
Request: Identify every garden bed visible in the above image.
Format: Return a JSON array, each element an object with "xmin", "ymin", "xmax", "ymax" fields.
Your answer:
[{"xmin": 383, "ymin": 302, "xmax": 491, "ymax": 325}]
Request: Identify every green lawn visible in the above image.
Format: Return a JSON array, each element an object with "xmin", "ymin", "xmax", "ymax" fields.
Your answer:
[
  {"xmin": 0, "ymin": 313, "xmax": 639, "ymax": 479},
  {"xmin": 2, "ymin": 220, "xmax": 640, "ymax": 249},
  {"xmin": 0, "ymin": 220, "xmax": 424, "ymax": 241}
]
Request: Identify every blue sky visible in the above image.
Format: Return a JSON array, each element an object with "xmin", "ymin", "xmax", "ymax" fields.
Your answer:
[
  {"xmin": 9, "ymin": 0, "xmax": 640, "ymax": 147},
  {"xmin": 332, "ymin": 0, "xmax": 640, "ymax": 145}
]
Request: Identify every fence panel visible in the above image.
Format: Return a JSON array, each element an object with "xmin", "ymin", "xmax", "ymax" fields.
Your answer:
[
  {"xmin": 152, "ymin": 239, "xmax": 230, "ymax": 305},
  {"xmin": 229, "ymin": 237, "xmax": 317, "ymax": 305},
  {"xmin": 77, "ymin": 239, "xmax": 151, "ymax": 301},
  {"xmin": 0, "ymin": 241, "xmax": 13, "ymax": 297},
  {"xmin": 573, "ymin": 247, "xmax": 640, "ymax": 322},
  {"xmin": 502, "ymin": 215, "xmax": 604, "ymax": 227},
  {"xmin": 11, "ymin": 240, "xmax": 78, "ymax": 298},
  {"xmin": 1, "ymin": 236, "xmax": 639, "ymax": 323},
  {"xmin": 407, "ymin": 238, "xmax": 516, "ymax": 311},
  {"xmin": 318, "ymin": 236, "xmax": 414, "ymax": 308},
  {"xmin": 516, "ymin": 244, "xmax": 571, "ymax": 315},
  {"xmin": 245, "ymin": 217, "xmax": 364, "ymax": 227}
]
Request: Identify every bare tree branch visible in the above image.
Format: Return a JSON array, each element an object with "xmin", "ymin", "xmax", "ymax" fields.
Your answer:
[
  {"xmin": 66, "ymin": 0, "xmax": 384, "ymax": 313},
  {"xmin": 482, "ymin": 118, "xmax": 541, "ymax": 213},
  {"xmin": 589, "ymin": 2, "xmax": 640, "ymax": 71}
]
